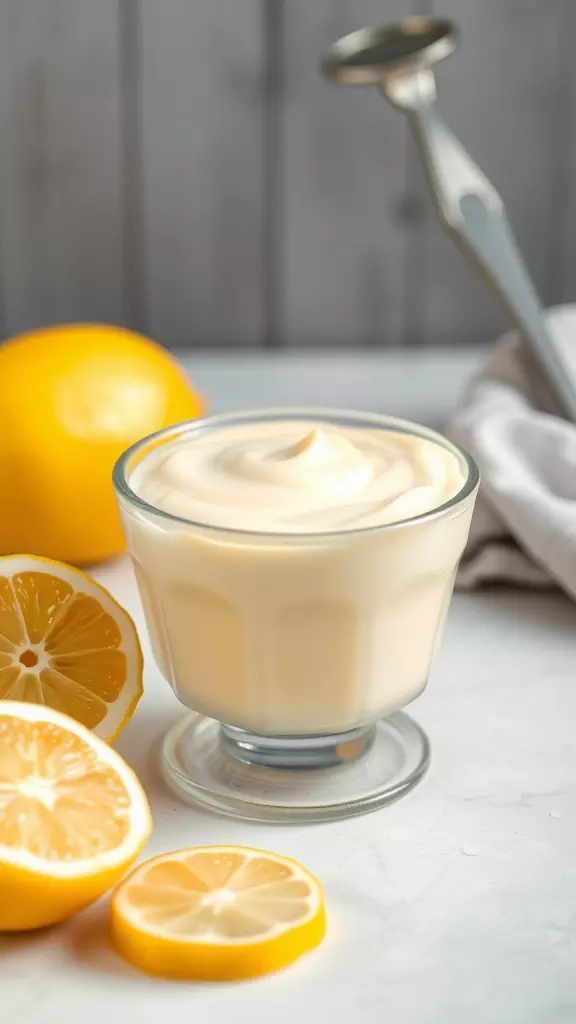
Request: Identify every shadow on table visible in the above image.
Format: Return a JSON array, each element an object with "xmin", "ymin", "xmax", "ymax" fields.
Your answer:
[
  {"xmin": 114, "ymin": 703, "xmax": 182, "ymax": 808},
  {"xmin": 67, "ymin": 905, "xmax": 139, "ymax": 980},
  {"xmin": 0, "ymin": 926, "xmax": 55, "ymax": 960}
]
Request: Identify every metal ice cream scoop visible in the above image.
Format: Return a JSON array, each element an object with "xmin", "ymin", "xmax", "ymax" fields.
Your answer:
[{"xmin": 323, "ymin": 17, "xmax": 576, "ymax": 421}]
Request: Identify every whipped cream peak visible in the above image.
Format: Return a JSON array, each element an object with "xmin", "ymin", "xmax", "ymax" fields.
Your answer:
[
  {"xmin": 282, "ymin": 425, "xmax": 325, "ymax": 457},
  {"xmin": 280, "ymin": 425, "xmax": 347, "ymax": 462},
  {"xmin": 131, "ymin": 419, "xmax": 466, "ymax": 533}
]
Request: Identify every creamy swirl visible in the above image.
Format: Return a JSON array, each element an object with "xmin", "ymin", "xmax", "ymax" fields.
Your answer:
[{"xmin": 131, "ymin": 419, "xmax": 466, "ymax": 532}]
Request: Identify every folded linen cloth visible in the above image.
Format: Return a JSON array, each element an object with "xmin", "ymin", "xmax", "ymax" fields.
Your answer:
[{"xmin": 450, "ymin": 305, "xmax": 576, "ymax": 599}]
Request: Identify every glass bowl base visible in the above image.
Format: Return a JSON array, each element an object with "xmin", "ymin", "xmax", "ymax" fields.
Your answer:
[{"xmin": 161, "ymin": 711, "xmax": 430, "ymax": 823}]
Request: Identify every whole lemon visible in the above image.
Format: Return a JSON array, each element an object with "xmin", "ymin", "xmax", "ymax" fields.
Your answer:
[{"xmin": 0, "ymin": 324, "xmax": 204, "ymax": 565}]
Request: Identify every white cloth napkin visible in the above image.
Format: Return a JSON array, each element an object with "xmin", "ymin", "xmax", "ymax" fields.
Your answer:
[{"xmin": 450, "ymin": 305, "xmax": 576, "ymax": 599}]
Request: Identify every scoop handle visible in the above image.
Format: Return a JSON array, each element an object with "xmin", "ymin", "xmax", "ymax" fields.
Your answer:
[{"xmin": 409, "ymin": 102, "xmax": 576, "ymax": 421}]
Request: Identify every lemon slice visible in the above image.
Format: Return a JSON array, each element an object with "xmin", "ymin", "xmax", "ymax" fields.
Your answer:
[
  {"xmin": 0, "ymin": 554, "xmax": 143, "ymax": 741},
  {"xmin": 0, "ymin": 700, "xmax": 152, "ymax": 930},
  {"xmin": 112, "ymin": 845, "xmax": 326, "ymax": 980}
]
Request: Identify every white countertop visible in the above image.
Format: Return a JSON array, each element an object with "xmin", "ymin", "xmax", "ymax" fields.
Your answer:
[{"xmin": 5, "ymin": 351, "xmax": 576, "ymax": 1024}]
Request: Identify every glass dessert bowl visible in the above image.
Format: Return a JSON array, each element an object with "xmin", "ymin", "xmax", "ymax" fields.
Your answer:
[{"xmin": 113, "ymin": 408, "xmax": 478, "ymax": 822}]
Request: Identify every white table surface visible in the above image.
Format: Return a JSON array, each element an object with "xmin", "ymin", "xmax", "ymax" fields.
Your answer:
[{"xmin": 4, "ymin": 350, "xmax": 576, "ymax": 1024}]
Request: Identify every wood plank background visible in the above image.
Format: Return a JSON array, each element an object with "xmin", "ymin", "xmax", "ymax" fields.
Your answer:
[{"xmin": 0, "ymin": 0, "xmax": 573, "ymax": 347}]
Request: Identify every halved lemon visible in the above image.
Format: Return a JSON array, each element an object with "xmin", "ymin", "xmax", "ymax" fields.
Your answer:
[
  {"xmin": 111, "ymin": 845, "xmax": 326, "ymax": 980},
  {"xmin": 0, "ymin": 701, "xmax": 152, "ymax": 930},
  {"xmin": 0, "ymin": 554, "xmax": 143, "ymax": 741}
]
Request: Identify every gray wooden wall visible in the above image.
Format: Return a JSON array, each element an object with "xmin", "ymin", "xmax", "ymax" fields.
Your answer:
[{"xmin": 0, "ymin": 0, "xmax": 574, "ymax": 348}]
